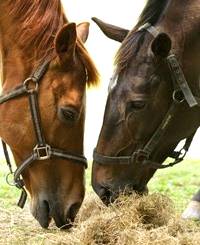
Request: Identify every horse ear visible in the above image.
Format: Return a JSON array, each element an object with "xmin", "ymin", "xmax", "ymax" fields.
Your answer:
[
  {"xmin": 77, "ymin": 22, "xmax": 90, "ymax": 43},
  {"xmin": 151, "ymin": 33, "xmax": 172, "ymax": 58},
  {"xmin": 92, "ymin": 17, "xmax": 129, "ymax": 42},
  {"xmin": 55, "ymin": 23, "xmax": 77, "ymax": 64}
]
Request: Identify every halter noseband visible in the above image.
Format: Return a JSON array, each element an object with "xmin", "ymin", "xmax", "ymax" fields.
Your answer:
[
  {"xmin": 1, "ymin": 60, "xmax": 88, "ymax": 208},
  {"xmin": 93, "ymin": 23, "xmax": 200, "ymax": 170}
]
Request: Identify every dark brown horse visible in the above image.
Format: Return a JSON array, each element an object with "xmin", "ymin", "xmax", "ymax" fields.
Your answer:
[
  {"xmin": 0, "ymin": 0, "xmax": 98, "ymax": 228},
  {"xmin": 92, "ymin": 0, "xmax": 200, "ymax": 220}
]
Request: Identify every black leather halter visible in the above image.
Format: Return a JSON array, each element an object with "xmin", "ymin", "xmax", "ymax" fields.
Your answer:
[
  {"xmin": 1, "ymin": 60, "xmax": 87, "ymax": 208},
  {"xmin": 93, "ymin": 23, "xmax": 200, "ymax": 169}
]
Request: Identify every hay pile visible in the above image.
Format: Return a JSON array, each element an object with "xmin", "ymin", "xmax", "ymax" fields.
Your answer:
[
  {"xmin": 69, "ymin": 193, "xmax": 200, "ymax": 245},
  {"xmin": 0, "ymin": 193, "xmax": 200, "ymax": 245}
]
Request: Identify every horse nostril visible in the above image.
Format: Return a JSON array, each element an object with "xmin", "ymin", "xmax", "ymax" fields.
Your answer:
[
  {"xmin": 98, "ymin": 186, "xmax": 113, "ymax": 206},
  {"xmin": 43, "ymin": 200, "xmax": 50, "ymax": 211},
  {"xmin": 57, "ymin": 202, "xmax": 82, "ymax": 230},
  {"xmin": 31, "ymin": 199, "xmax": 51, "ymax": 229},
  {"xmin": 67, "ymin": 202, "xmax": 82, "ymax": 221}
]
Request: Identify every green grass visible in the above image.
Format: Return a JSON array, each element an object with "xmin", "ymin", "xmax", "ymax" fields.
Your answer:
[
  {"xmin": 0, "ymin": 158, "xmax": 199, "ymax": 245},
  {"xmin": 0, "ymin": 161, "xmax": 21, "ymax": 209},
  {"xmin": 0, "ymin": 158, "xmax": 199, "ymax": 211},
  {"xmin": 148, "ymin": 158, "xmax": 199, "ymax": 211}
]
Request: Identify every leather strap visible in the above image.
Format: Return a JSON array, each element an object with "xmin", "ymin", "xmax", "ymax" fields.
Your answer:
[
  {"xmin": 17, "ymin": 188, "xmax": 28, "ymax": 209},
  {"xmin": 93, "ymin": 149, "xmax": 132, "ymax": 165},
  {"xmin": 31, "ymin": 60, "xmax": 50, "ymax": 82},
  {"xmin": 167, "ymin": 54, "xmax": 199, "ymax": 107},
  {"xmin": 0, "ymin": 85, "xmax": 27, "ymax": 104},
  {"xmin": 2, "ymin": 140, "xmax": 13, "ymax": 173},
  {"xmin": 138, "ymin": 22, "xmax": 159, "ymax": 37},
  {"xmin": 51, "ymin": 148, "xmax": 88, "ymax": 168},
  {"xmin": 143, "ymin": 103, "xmax": 178, "ymax": 156},
  {"xmin": 29, "ymin": 92, "xmax": 46, "ymax": 146},
  {"xmin": 14, "ymin": 153, "xmax": 38, "ymax": 186}
]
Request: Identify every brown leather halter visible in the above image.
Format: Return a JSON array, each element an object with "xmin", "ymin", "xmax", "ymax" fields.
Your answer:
[
  {"xmin": 93, "ymin": 23, "xmax": 200, "ymax": 170},
  {"xmin": 0, "ymin": 60, "xmax": 88, "ymax": 208}
]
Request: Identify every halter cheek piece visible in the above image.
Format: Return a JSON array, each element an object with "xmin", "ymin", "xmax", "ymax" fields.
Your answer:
[
  {"xmin": 0, "ymin": 60, "xmax": 87, "ymax": 208},
  {"xmin": 93, "ymin": 23, "xmax": 200, "ymax": 169}
]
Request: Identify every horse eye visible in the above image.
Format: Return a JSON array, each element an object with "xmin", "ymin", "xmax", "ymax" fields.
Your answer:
[
  {"xmin": 63, "ymin": 110, "xmax": 76, "ymax": 121},
  {"xmin": 59, "ymin": 106, "xmax": 79, "ymax": 123},
  {"xmin": 126, "ymin": 101, "xmax": 146, "ymax": 113}
]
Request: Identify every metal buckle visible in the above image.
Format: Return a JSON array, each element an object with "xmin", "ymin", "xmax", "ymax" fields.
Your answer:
[
  {"xmin": 34, "ymin": 144, "xmax": 51, "ymax": 160},
  {"xmin": 23, "ymin": 77, "xmax": 38, "ymax": 93},
  {"xmin": 173, "ymin": 90, "xmax": 185, "ymax": 103},
  {"xmin": 178, "ymin": 148, "xmax": 187, "ymax": 159},
  {"xmin": 15, "ymin": 178, "xmax": 25, "ymax": 189},
  {"xmin": 132, "ymin": 150, "xmax": 149, "ymax": 163}
]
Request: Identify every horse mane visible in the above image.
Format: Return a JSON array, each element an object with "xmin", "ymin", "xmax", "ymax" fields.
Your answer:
[
  {"xmin": 7, "ymin": 0, "xmax": 66, "ymax": 62},
  {"xmin": 115, "ymin": 0, "xmax": 171, "ymax": 73},
  {"xmin": 5, "ymin": 0, "xmax": 99, "ymax": 86}
]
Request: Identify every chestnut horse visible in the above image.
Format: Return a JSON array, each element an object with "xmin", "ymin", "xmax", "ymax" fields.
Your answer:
[
  {"xmin": 92, "ymin": 0, "xmax": 200, "ymax": 220},
  {"xmin": 0, "ymin": 0, "xmax": 98, "ymax": 228}
]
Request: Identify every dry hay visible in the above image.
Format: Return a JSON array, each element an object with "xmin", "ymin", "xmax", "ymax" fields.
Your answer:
[{"xmin": 0, "ymin": 193, "xmax": 200, "ymax": 245}]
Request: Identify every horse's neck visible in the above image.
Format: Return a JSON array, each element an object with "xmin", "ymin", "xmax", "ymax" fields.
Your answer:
[
  {"xmin": 0, "ymin": 40, "xmax": 32, "ymax": 90},
  {"xmin": 0, "ymin": 6, "xmax": 36, "ymax": 90},
  {"xmin": 160, "ymin": 0, "xmax": 200, "ymax": 48}
]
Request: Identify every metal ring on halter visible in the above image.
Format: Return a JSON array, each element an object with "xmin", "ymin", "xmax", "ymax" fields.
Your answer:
[
  {"xmin": 23, "ymin": 77, "xmax": 39, "ymax": 93},
  {"xmin": 172, "ymin": 90, "xmax": 185, "ymax": 103},
  {"xmin": 133, "ymin": 150, "xmax": 149, "ymax": 164},
  {"xmin": 6, "ymin": 173, "xmax": 16, "ymax": 186}
]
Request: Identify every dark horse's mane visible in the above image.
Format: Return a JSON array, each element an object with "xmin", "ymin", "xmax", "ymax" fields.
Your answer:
[
  {"xmin": 115, "ymin": 0, "xmax": 171, "ymax": 73},
  {"xmin": 6, "ymin": 0, "xmax": 99, "ymax": 86}
]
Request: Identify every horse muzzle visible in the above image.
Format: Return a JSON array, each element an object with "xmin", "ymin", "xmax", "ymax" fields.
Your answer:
[
  {"xmin": 92, "ymin": 179, "xmax": 148, "ymax": 206},
  {"xmin": 30, "ymin": 195, "xmax": 82, "ymax": 229}
]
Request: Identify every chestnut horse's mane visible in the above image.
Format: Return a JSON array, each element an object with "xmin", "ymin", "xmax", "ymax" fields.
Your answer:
[
  {"xmin": 7, "ymin": 0, "xmax": 66, "ymax": 62},
  {"xmin": 5, "ymin": 0, "xmax": 99, "ymax": 86},
  {"xmin": 115, "ymin": 0, "xmax": 171, "ymax": 73}
]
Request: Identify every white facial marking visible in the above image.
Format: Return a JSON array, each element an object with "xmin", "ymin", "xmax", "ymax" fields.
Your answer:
[{"xmin": 108, "ymin": 69, "xmax": 118, "ymax": 93}]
